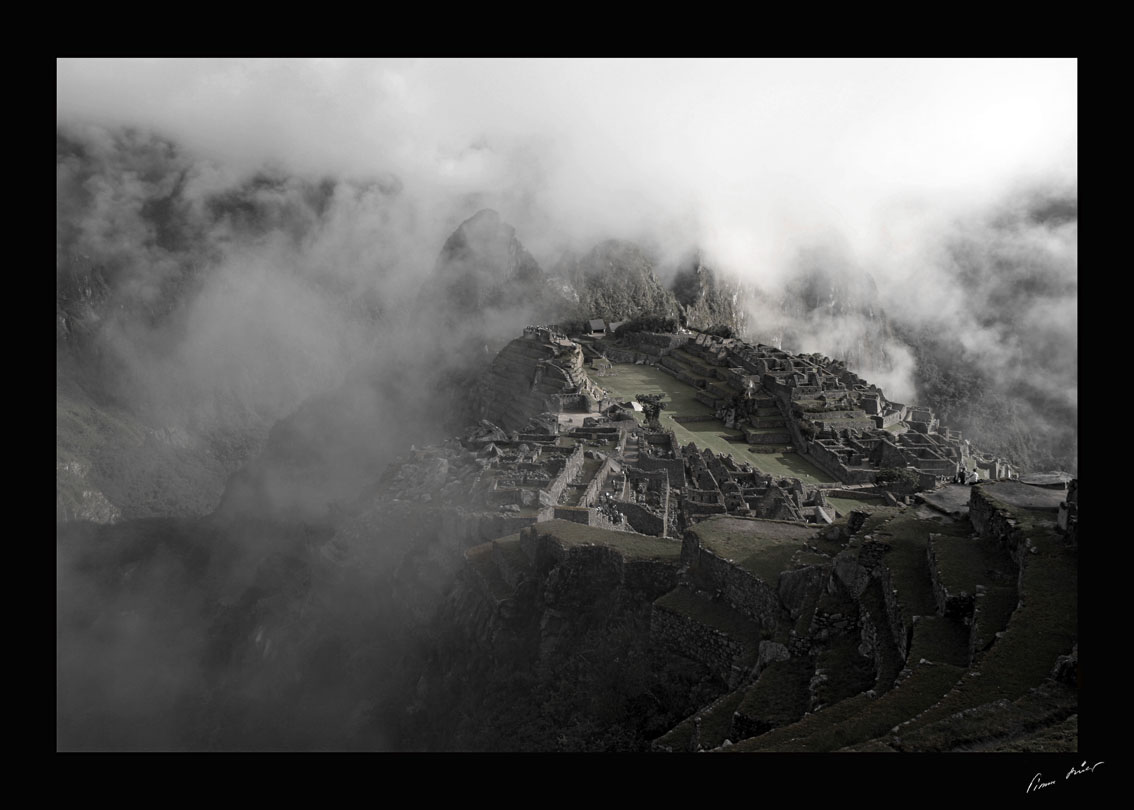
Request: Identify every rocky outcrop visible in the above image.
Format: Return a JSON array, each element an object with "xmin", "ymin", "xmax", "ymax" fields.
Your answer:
[
  {"xmin": 420, "ymin": 210, "xmax": 568, "ymax": 327},
  {"xmin": 558, "ymin": 240, "xmax": 681, "ymax": 323},
  {"xmin": 400, "ymin": 521, "xmax": 699, "ymax": 751},
  {"xmin": 690, "ymin": 546, "xmax": 787, "ymax": 629},
  {"xmin": 670, "ymin": 253, "xmax": 745, "ymax": 335},
  {"xmin": 650, "ymin": 600, "xmax": 753, "ymax": 690},
  {"xmin": 778, "ymin": 563, "xmax": 828, "ymax": 620}
]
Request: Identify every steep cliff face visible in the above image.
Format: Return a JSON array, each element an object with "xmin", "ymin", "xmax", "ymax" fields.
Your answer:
[
  {"xmin": 399, "ymin": 522, "xmax": 714, "ymax": 751},
  {"xmin": 671, "ymin": 253, "xmax": 745, "ymax": 335},
  {"xmin": 557, "ymin": 240, "xmax": 680, "ymax": 323}
]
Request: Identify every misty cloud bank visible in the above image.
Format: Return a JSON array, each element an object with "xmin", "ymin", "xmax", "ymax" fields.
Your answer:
[
  {"xmin": 56, "ymin": 59, "xmax": 1076, "ymax": 751},
  {"xmin": 58, "ymin": 60, "xmax": 1075, "ymax": 463}
]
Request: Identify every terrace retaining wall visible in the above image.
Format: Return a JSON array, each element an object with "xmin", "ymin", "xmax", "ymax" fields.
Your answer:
[{"xmin": 694, "ymin": 546, "xmax": 786, "ymax": 629}]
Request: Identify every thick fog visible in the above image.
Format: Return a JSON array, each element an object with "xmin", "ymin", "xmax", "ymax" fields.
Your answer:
[
  {"xmin": 58, "ymin": 58, "xmax": 1075, "ymax": 411},
  {"xmin": 57, "ymin": 59, "xmax": 1076, "ymax": 750}
]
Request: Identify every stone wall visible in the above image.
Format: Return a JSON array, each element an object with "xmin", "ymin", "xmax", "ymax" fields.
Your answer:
[
  {"xmin": 518, "ymin": 524, "xmax": 678, "ymax": 603},
  {"xmin": 926, "ymin": 533, "xmax": 976, "ymax": 620},
  {"xmin": 747, "ymin": 430, "xmax": 792, "ymax": 445},
  {"xmin": 650, "ymin": 603, "xmax": 749, "ymax": 689},
  {"xmin": 877, "ymin": 438, "xmax": 908, "ymax": 470},
  {"xmin": 632, "ymin": 331, "xmax": 690, "ymax": 353},
  {"xmin": 777, "ymin": 563, "xmax": 829, "ymax": 621},
  {"xmin": 804, "ymin": 440, "xmax": 877, "ymax": 485},
  {"xmin": 876, "ymin": 561, "xmax": 912, "ymax": 662},
  {"xmin": 623, "ymin": 558, "xmax": 679, "ymax": 597},
  {"xmin": 855, "ymin": 582, "xmax": 886, "ymax": 675},
  {"xmin": 681, "ymin": 529, "xmax": 700, "ymax": 566},
  {"xmin": 553, "ymin": 506, "xmax": 594, "ymax": 524},
  {"xmin": 672, "ymin": 414, "xmax": 719, "ymax": 424},
  {"xmin": 824, "ymin": 488, "xmax": 884, "ymax": 501},
  {"xmin": 638, "ymin": 440, "xmax": 685, "ymax": 485},
  {"xmin": 833, "ymin": 540, "xmax": 911, "ymax": 662},
  {"xmin": 604, "ymin": 347, "xmax": 651, "ymax": 364},
  {"xmin": 968, "ymin": 486, "xmax": 1026, "ymax": 565},
  {"xmin": 545, "ymin": 444, "xmax": 584, "ymax": 504},
  {"xmin": 579, "ymin": 457, "xmax": 616, "ymax": 508},
  {"xmin": 684, "ymin": 498, "xmax": 728, "ymax": 517},
  {"xmin": 694, "ymin": 547, "xmax": 786, "ymax": 629},
  {"xmin": 788, "ymin": 384, "xmax": 823, "ymax": 400},
  {"xmin": 618, "ymin": 501, "xmax": 666, "ymax": 537}
]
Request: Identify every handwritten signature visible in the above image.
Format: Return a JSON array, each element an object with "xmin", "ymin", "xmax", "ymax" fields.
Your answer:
[{"xmin": 1027, "ymin": 761, "xmax": 1104, "ymax": 794}]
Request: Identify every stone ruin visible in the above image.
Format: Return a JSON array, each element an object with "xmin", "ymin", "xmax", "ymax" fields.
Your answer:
[
  {"xmin": 476, "ymin": 326, "xmax": 608, "ymax": 433},
  {"xmin": 658, "ymin": 332, "xmax": 1017, "ymax": 488},
  {"xmin": 407, "ymin": 326, "xmax": 1076, "ymax": 755},
  {"xmin": 381, "ymin": 325, "xmax": 1025, "ymax": 549}
]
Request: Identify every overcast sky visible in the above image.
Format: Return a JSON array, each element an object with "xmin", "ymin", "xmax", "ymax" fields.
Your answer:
[{"xmin": 57, "ymin": 58, "xmax": 1076, "ymax": 273}]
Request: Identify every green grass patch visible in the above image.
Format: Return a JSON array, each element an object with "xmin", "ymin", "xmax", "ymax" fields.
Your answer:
[
  {"xmin": 868, "ymin": 511, "xmax": 945, "ymax": 620},
  {"xmin": 929, "ymin": 528, "xmax": 1015, "ymax": 599},
  {"xmin": 654, "ymin": 586, "xmax": 764, "ymax": 663},
  {"xmin": 741, "ymin": 662, "xmax": 965, "ymax": 752},
  {"xmin": 908, "ymin": 615, "xmax": 971, "ymax": 667},
  {"xmin": 601, "ymin": 363, "xmax": 785, "ymax": 463},
  {"xmin": 825, "ymin": 663, "xmax": 966, "ymax": 751},
  {"xmin": 742, "ymin": 544, "xmax": 807, "ymax": 583},
  {"xmin": 735, "ymin": 657, "xmax": 812, "ymax": 731},
  {"xmin": 729, "ymin": 694, "xmax": 871, "ymax": 751},
  {"xmin": 897, "ymin": 682, "xmax": 1078, "ymax": 752},
  {"xmin": 600, "ymin": 363, "xmax": 713, "ymax": 417},
  {"xmin": 827, "ymin": 497, "xmax": 877, "ymax": 518},
  {"xmin": 794, "ymin": 550, "xmax": 831, "ymax": 568},
  {"xmin": 692, "ymin": 516, "xmax": 818, "ymax": 582},
  {"xmin": 578, "ymin": 457, "xmax": 603, "ymax": 481},
  {"xmin": 813, "ymin": 637, "xmax": 876, "ymax": 708},
  {"xmin": 970, "ymin": 585, "xmax": 1018, "ymax": 654},
  {"xmin": 895, "ymin": 526, "xmax": 1076, "ymax": 735},
  {"xmin": 985, "ymin": 713, "xmax": 1078, "ymax": 753},
  {"xmin": 655, "ymin": 688, "xmax": 746, "ymax": 751},
  {"xmin": 536, "ymin": 520, "xmax": 682, "ymax": 561},
  {"xmin": 693, "ymin": 689, "xmax": 747, "ymax": 748},
  {"xmin": 748, "ymin": 451, "xmax": 837, "ymax": 484},
  {"xmin": 493, "ymin": 535, "xmax": 533, "ymax": 572}
]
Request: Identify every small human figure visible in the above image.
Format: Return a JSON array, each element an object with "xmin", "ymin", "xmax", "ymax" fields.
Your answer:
[{"xmin": 967, "ymin": 469, "xmax": 979, "ymax": 485}]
